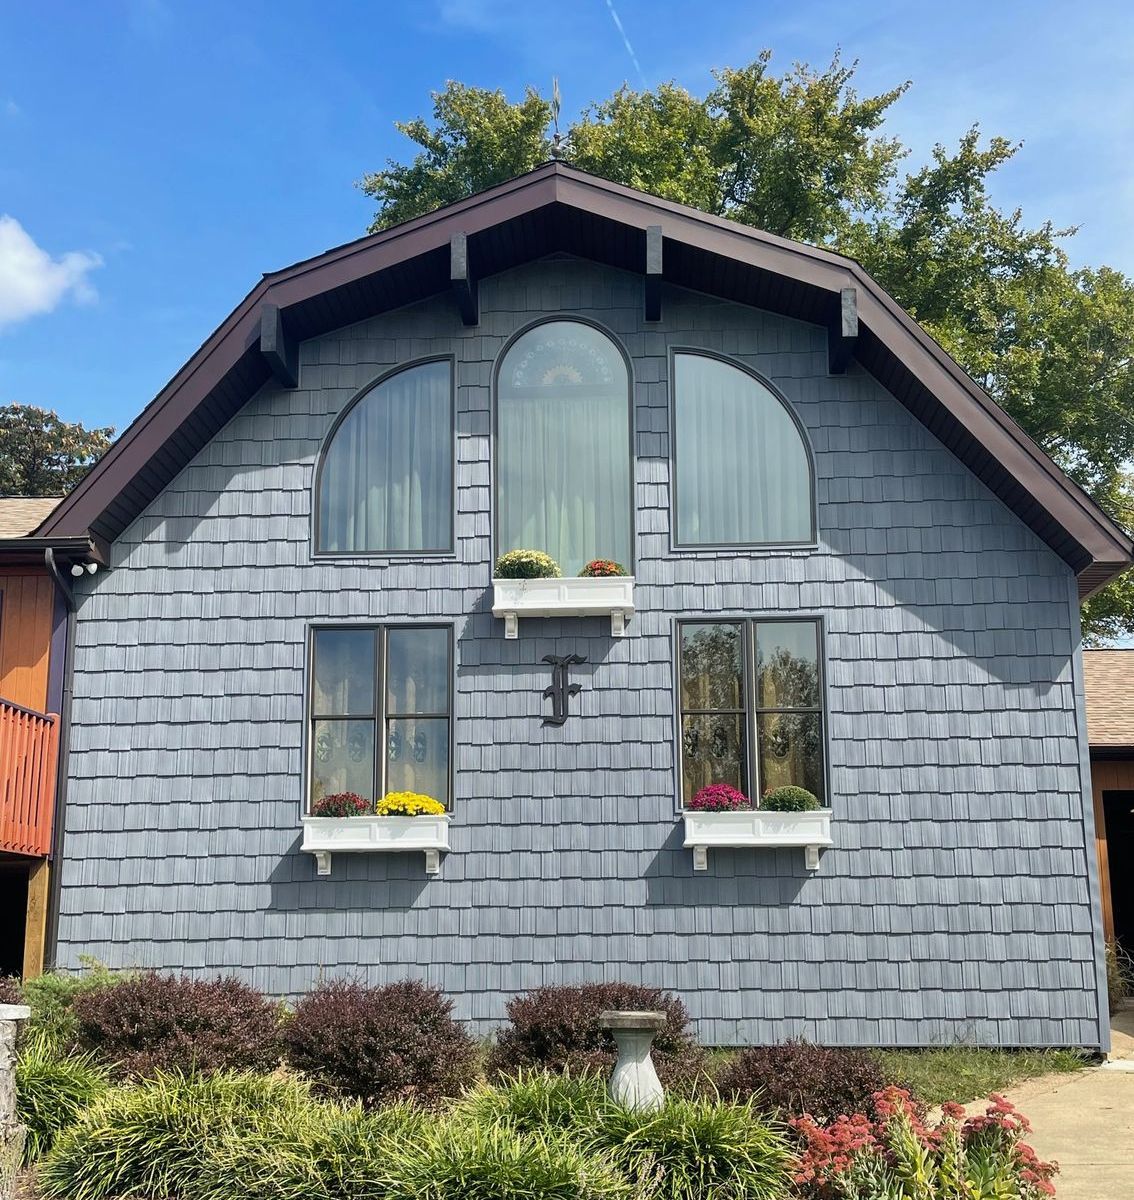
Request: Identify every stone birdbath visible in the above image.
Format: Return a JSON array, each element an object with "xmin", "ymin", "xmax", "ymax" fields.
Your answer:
[
  {"xmin": 0, "ymin": 1003, "xmax": 30, "ymax": 1200},
  {"xmin": 599, "ymin": 1010, "xmax": 666, "ymax": 1112}
]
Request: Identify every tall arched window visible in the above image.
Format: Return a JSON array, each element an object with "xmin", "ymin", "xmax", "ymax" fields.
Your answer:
[
  {"xmin": 316, "ymin": 359, "xmax": 453, "ymax": 554},
  {"xmin": 496, "ymin": 321, "xmax": 632, "ymax": 575},
  {"xmin": 673, "ymin": 352, "xmax": 815, "ymax": 546}
]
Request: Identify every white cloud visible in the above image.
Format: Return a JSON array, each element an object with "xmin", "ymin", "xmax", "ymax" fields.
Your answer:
[{"xmin": 0, "ymin": 216, "xmax": 102, "ymax": 330}]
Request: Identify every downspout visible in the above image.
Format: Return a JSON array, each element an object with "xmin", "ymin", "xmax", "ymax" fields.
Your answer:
[{"xmin": 43, "ymin": 547, "xmax": 76, "ymax": 971}]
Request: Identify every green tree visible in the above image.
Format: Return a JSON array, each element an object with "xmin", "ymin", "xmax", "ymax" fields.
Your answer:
[
  {"xmin": 0, "ymin": 404, "xmax": 114, "ymax": 496},
  {"xmin": 362, "ymin": 58, "xmax": 1134, "ymax": 641}
]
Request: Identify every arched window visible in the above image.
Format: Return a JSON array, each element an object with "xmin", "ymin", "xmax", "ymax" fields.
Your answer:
[
  {"xmin": 496, "ymin": 320, "xmax": 632, "ymax": 575},
  {"xmin": 316, "ymin": 359, "xmax": 452, "ymax": 554},
  {"xmin": 672, "ymin": 352, "xmax": 815, "ymax": 546}
]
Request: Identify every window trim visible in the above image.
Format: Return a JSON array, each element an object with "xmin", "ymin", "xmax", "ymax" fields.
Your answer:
[
  {"xmin": 667, "ymin": 347, "xmax": 819, "ymax": 553},
  {"xmin": 303, "ymin": 622, "xmax": 456, "ymax": 815},
  {"xmin": 491, "ymin": 315, "xmax": 637, "ymax": 574},
  {"xmin": 673, "ymin": 614, "xmax": 830, "ymax": 814},
  {"xmin": 311, "ymin": 355, "xmax": 457, "ymax": 560}
]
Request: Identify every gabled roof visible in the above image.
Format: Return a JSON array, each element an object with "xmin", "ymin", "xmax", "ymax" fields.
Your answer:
[
  {"xmin": 1083, "ymin": 649, "xmax": 1134, "ymax": 751},
  {"xmin": 0, "ymin": 496, "xmax": 62, "ymax": 537},
  {"xmin": 36, "ymin": 161, "xmax": 1132, "ymax": 596}
]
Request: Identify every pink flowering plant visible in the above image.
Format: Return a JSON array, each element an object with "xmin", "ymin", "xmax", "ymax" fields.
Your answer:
[
  {"xmin": 310, "ymin": 792, "xmax": 370, "ymax": 818},
  {"xmin": 791, "ymin": 1086, "xmax": 1057, "ymax": 1198},
  {"xmin": 687, "ymin": 783, "xmax": 752, "ymax": 812}
]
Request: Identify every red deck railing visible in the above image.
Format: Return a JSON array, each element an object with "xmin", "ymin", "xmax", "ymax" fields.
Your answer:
[{"xmin": 0, "ymin": 697, "xmax": 60, "ymax": 857}]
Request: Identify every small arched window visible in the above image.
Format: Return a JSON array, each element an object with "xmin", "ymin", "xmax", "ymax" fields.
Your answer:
[
  {"xmin": 496, "ymin": 320, "xmax": 632, "ymax": 575},
  {"xmin": 672, "ymin": 352, "xmax": 815, "ymax": 546},
  {"xmin": 316, "ymin": 359, "xmax": 453, "ymax": 554}
]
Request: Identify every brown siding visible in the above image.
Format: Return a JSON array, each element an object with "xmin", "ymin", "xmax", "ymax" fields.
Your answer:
[
  {"xmin": 1090, "ymin": 757, "xmax": 1134, "ymax": 941},
  {"xmin": 0, "ymin": 568, "xmax": 55, "ymax": 712}
]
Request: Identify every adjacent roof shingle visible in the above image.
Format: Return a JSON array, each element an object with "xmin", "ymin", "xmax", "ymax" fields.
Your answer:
[
  {"xmin": 1082, "ymin": 649, "xmax": 1134, "ymax": 749},
  {"xmin": 0, "ymin": 496, "xmax": 63, "ymax": 538}
]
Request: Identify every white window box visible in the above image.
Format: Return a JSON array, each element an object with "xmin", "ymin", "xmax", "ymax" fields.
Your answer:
[
  {"xmin": 682, "ymin": 808, "xmax": 832, "ymax": 871},
  {"xmin": 301, "ymin": 814, "xmax": 450, "ymax": 877},
  {"xmin": 492, "ymin": 576, "xmax": 635, "ymax": 638}
]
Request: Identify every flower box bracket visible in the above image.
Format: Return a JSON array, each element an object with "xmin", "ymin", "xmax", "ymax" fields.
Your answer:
[
  {"xmin": 492, "ymin": 576, "xmax": 635, "ymax": 639},
  {"xmin": 301, "ymin": 814, "xmax": 450, "ymax": 877},
  {"xmin": 682, "ymin": 808, "xmax": 833, "ymax": 872}
]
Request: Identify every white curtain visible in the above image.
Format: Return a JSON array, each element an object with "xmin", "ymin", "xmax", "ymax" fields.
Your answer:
[
  {"xmin": 318, "ymin": 361, "xmax": 451, "ymax": 553},
  {"xmin": 498, "ymin": 325, "xmax": 632, "ymax": 575},
  {"xmin": 674, "ymin": 353, "xmax": 812, "ymax": 545}
]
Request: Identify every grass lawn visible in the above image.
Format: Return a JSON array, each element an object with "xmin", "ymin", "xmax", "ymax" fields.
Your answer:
[{"xmin": 874, "ymin": 1046, "xmax": 1091, "ymax": 1106}]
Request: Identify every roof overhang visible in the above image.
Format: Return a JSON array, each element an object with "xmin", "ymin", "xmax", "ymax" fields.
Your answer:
[
  {"xmin": 35, "ymin": 162, "xmax": 1133, "ymax": 597},
  {"xmin": 0, "ymin": 534, "xmax": 105, "ymax": 569}
]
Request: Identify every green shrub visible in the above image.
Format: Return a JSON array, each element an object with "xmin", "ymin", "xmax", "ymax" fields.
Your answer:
[
  {"xmin": 716, "ymin": 1040, "xmax": 889, "ymax": 1121},
  {"xmin": 16, "ymin": 1033, "xmax": 111, "ymax": 1162},
  {"xmin": 760, "ymin": 785, "xmax": 820, "ymax": 812},
  {"xmin": 23, "ymin": 960, "xmax": 123, "ymax": 1048},
  {"xmin": 72, "ymin": 971, "xmax": 281, "ymax": 1077},
  {"xmin": 1106, "ymin": 940, "xmax": 1133, "ymax": 1015},
  {"xmin": 38, "ymin": 1071, "xmax": 317, "ymax": 1200},
  {"xmin": 458, "ymin": 1070, "xmax": 609, "ymax": 1136},
  {"xmin": 382, "ymin": 1120, "xmax": 628, "ymax": 1200},
  {"xmin": 494, "ymin": 549, "xmax": 561, "ymax": 579},
  {"xmin": 486, "ymin": 982, "xmax": 706, "ymax": 1089},
  {"xmin": 587, "ymin": 1095, "xmax": 792, "ymax": 1200}
]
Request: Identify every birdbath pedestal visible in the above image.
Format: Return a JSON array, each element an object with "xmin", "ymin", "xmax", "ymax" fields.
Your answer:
[{"xmin": 599, "ymin": 1009, "xmax": 666, "ymax": 1112}]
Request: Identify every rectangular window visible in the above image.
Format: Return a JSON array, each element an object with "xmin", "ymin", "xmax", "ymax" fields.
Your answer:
[
  {"xmin": 309, "ymin": 625, "xmax": 452, "ymax": 810},
  {"xmin": 678, "ymin": 618, "xmax": 825, "ymax": 806}
]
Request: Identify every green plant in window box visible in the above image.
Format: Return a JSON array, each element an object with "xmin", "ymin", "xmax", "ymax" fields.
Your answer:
[
  {"xmin": 494, "ymin": 549, "xmax": 561, "ymax": 579},
  {"xmin": 377, "ymin": 791, "xmax": 446, "ymax": 816},
  {"xmin": 578, "ymin": 558, "xmax": 628, "ymax": 578},
  {"xmin": 760, "ymin": 785, "xmax": 820, "ymax": 812}
]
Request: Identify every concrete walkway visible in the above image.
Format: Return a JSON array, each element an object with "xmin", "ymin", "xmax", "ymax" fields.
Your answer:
[{"xmin": 983, "ymin": 1010, "xmax": 1134, "ymax": 1200}]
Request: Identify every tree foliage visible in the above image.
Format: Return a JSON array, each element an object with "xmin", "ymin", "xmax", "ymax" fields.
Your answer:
[
  {"xmin": 362, "ymin": 56, "xmax": 1134, "ymax": 640},
  {"xmin": 0, "ymin": 404, "xmax": 113, "ymax": 497}
]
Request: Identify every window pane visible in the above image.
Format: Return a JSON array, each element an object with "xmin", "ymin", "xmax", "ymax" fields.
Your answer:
[
  {"xmin": 681, "ymin": 713, "xmax": 746, "ymax": 804},
  {"xmin": 756, "ymin": 622, "xmax": 819, "ymax": 709},
  {"xmin": 674, "ymin": 353, "xmax": 813, "ymax": 545},
  {"xmin": 756, "ymin": 711, "xmax": 823, "ymax": 802},
  {"xmin": 498, "ymin": 321, "xmax": 631, "ymax": 576},
  {"xmin": 386, "ymin": 628, "xmax": 449, "ymax": 715},
  {"xmin": 313, "ymin": 629, "xmax": 376, "ymax": 716},
  {"xmin": 318, "ymin": 360, "xmax": 452, "ymax": 553},
  {"xmin": 311, "ymin": 720, "xmax": 374, "ymax": 805},
  {"xmin": 680, "ymin": 623, "xmax": 744, "ymax": 711},
  {"xmin": 386, "ymin": 718, "xmax": 449, "ymax": 806}
]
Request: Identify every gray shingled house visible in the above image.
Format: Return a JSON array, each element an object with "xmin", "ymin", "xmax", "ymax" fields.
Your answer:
[{"xmin": 38, "ymin": 164, "xmax": 1133, "ymax": 1050}]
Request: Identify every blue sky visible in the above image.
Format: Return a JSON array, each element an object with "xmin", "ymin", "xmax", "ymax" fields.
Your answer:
[{"xmin": 2, "ymin": 0, "xmax": 1133, "ymax": 434}]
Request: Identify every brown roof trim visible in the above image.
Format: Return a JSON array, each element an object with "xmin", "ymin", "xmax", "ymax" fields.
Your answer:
[{"xmin": 37, "ymin": 162, "xmax": 1133, "ymax": 594}]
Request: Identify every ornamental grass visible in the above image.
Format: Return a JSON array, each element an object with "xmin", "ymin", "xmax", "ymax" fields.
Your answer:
[{"xmin": 16, "ymin": 1032, "xmax": 111, "ymax": 1162}]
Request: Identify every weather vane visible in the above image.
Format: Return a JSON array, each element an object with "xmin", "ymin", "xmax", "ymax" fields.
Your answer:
[{"xmin": 549, "ymin": 77, "xmax": 568, "ymax": 160}]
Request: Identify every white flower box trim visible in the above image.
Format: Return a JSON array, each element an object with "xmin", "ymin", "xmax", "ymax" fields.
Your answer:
[
  {"xmin": 682, "ymin": 808, "xmax": 833, "ymax": 871},
  {"xmin": 301, "ymin": 814, "xmax": 450, "ymax": 877},
  {"xmin": 492, "ymin": 576, "xmax": 635, "ymax": 638}
]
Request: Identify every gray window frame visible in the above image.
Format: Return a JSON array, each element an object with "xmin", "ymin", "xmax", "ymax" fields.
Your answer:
[
  {"xmin": 312, "ymin": 355, "xmax": 457, "ymax": 560},
  {"xmin": 304, "ymin": 622, "xmax": 455, "ymax": 813},
  {"xmin": 491, "ymin": 315, "xmax": 637, "ymax": 574},
  {"xmin": 674, "ymin": 614, "xmax": 829, "ymax": 811},
  {"xmin": 668, "ymin": 347, "xmax": 819, "ymax": 553}
]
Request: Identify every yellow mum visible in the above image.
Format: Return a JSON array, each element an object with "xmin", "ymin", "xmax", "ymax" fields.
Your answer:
[{"xmin": 376, "ymin": 791, "xmax": 446, "ymax": 817}]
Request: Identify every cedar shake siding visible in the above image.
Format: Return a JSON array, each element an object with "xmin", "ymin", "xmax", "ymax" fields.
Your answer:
[{"xmin": 54, "ymin": 259, "xmax": 1108, "ymax": 1049}]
